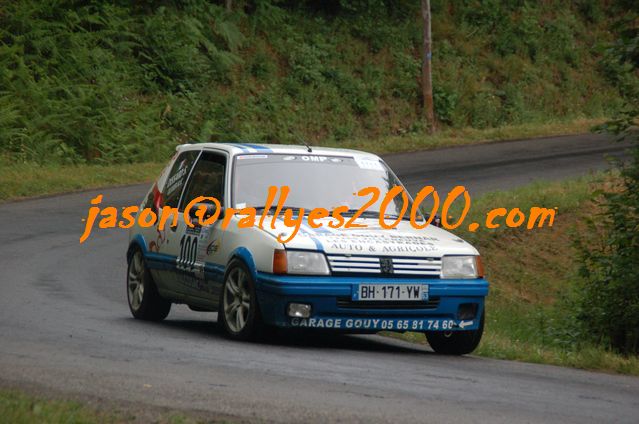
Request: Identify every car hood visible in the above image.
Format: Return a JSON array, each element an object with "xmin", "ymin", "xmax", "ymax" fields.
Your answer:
[{"xmin": 260, "ymin": 217, "xmax": 478, "ymax": 257}]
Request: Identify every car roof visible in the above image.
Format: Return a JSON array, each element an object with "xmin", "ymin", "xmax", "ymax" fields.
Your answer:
[{"xmin": 175, "ymin": 142, "xmax": 377, "ymax": 159}]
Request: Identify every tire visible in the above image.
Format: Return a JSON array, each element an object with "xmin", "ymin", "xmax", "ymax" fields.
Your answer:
[
  {"xmin": 218, "ymin": 259, "xmax": 262, "ymax": 341},
  {"xmin": 127, "ymin": 248, "xmax": 171, "ymax": 321},
  {"xmin": 425, "ymin": 311, "xmax": 485, "ymax": 355}
]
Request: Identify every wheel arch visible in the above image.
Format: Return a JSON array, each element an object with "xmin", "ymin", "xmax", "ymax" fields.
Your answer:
[
  {"xmin": 226, "ymin": 247, "xmax": 258, "ymax": 281},
  {"xmin": 127, "ymin": 234, "xmax": 148, "ymax": 263}
]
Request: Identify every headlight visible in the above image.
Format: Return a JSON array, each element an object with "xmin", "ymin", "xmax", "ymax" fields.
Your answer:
[
  {"xmin": 273, "ymin": 250, "xmax": 330, "ymax": 275},
  {"xmin": 441, "ymin": 255, "xmax": 482, "ymax": 279}
]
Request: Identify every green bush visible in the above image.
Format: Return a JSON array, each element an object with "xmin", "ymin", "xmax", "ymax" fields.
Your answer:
[
  {"xmin": 470, "ymin": 90, "xmax": 502, "ymax": 129},
  {"xmin": 390, "ymin": 51, "xmax": 419, "ymax": 101},
  {"xmin": 499, "ymin": 83, "xmax": 525, "ymax": 124},
  {"xmin": 287, "ymin": 43, "xmax": 327, "ymax": 86},
  {"xmin": 574, "ymin": 140, "xmax": 639, "ymax": 354},
  {"xmin": 432, "ymin": 85, "xmax": 458, "ymax": 125},
  {"xmin": 139, "ymin": 5, "xmax": 242, "ymax": 91},
  {"xmin": 573, "ymin": 20, "xmax": 639, "ymax": 354},
  {"xmin": 250, "ymin": 45, "xmax": 277, "ymax": 79}
]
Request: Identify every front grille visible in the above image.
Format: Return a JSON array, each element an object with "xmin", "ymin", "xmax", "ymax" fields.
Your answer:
[
  {"xmin": 391, "ymin": 257, "xmax": 441, "ymax": 276},
  {"xmin": 336, "ymin": 296, "xmax": 440, "ymax": 310},
  {"xmin": 327, "ymin": 255, "xmax": 381, "ymax": 273},
  {"xmin": 326, "ymin": 254, "xmax": 442, "ymax": 277}
]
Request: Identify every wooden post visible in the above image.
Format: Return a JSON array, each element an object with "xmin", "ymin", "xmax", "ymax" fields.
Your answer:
[{"xmin": 421, "ymin": 0, "xmax": 436, "ymax": 133}]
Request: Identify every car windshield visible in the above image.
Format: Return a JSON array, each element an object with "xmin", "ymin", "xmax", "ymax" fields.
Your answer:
[{"xmin": 232, "ymin": 153, "xmax": 417, "ymax": 219}]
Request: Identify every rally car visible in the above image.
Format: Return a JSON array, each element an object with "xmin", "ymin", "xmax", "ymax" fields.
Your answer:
[{"xmin": 126, "ymin": 143, "xmax": 489, "ymax": 354}]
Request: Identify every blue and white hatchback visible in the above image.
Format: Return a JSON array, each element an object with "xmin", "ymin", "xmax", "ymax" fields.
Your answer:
[{"xmin": 126, "ymin": 143, "xmax": 489, "ymax": 354}]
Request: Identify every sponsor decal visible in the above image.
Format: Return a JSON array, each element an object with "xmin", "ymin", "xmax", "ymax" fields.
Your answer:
[
  {"xmin": 354, "ymin": 156, "xmax": 384, "ymax": 171},
  {"xmin": 290, "ymin": 317, "xmax": 474, "ymax": 331},
  {"xmin": 206, "ymin": 238, "xmax": 220, "ymax": 255},
  {"xmin": 165, "ymin": 160, "xmax": 189, "ymax": 196},
  {"xmin": 237, "ymin": 154, "xmax": 268, "ymax": 160}
]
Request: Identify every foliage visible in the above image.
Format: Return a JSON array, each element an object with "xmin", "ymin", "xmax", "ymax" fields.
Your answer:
[
  {"xmin": 0, "ymin": 0, "xmax": 636, "ymax": 165},
  {"xmin": 139, "ymin": 5, "xmax": 242, "ymax": 91},
  {"xmin": 574, "ymin": 155, "xmax": 639, "ymax": 354},
  {"xmin": 573, "ymin": 14, "xmax": 639, "ymax": 354}
]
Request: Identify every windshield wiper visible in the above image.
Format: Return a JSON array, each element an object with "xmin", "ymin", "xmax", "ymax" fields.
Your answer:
[
  {"xmin": 340, "ymin": 208, "xmax": 418, "ymax": 221},
  {"xmin": 253, "ymin": 205, "xmax": 308, "ymax": 215},
  {"xmin": 339, "ymin": 209, "xmax": 381, "ymax": 219},
  {"xmin": 383, "ymin": 214, "xmax": 415, "ymax": 221}
]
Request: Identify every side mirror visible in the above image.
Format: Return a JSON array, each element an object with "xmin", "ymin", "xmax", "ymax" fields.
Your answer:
[
  {"xmin": 431, "ymin": 214, "xmax": 442, "ymax": 228},
  {"xmin": 417, "ymin": 206, "xmax": 441, "ymax": 228},
  {"xmin": 422, "ymin": 214, "xmax": 442, "ymax": 227},
  {"xmin": 189, "ymin": 202, "xmax": 224, "ymax": 226}
]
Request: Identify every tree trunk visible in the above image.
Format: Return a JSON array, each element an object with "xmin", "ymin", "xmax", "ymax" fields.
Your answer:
[
  {"xmin": 226, "ymin": 0, "xmax": 232, "ymax": 12},
  {"xmin": 421, "ymin": 0, "xmax": 436, "ymax": 133}
]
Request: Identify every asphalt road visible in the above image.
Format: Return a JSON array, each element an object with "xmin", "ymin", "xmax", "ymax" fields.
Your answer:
[
  {"xmin": 384, "ymin": 132, "xmax": 630, "ymax": 195},
  {"xmin": 1, "ymin": 133, "xmax": 637, "ymax": 423}
]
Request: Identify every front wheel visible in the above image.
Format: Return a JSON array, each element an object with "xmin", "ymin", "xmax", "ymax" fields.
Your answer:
[
  {"xmin": 425, "ymin": 311, "xmax": 485, "ymax": 355},
  {"xmin": 218, "ymin": 259, "xmax": 262, "ymax": 340},
  {"xmin": 127, "ymin": 249, "xmax": 171, "ymax": 321}
]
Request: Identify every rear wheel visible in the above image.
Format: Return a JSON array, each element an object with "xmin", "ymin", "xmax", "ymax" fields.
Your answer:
[
  {"xmin": 426, "ymin": 311, "xmax": 484, "ymax": 355},
  {"xmin": 218, "ymin": 259, "xmax": 262, "ymax": 340},
  {"xmin": 127, "ymin": 249, "xmax": 171, "ymax": 321}
]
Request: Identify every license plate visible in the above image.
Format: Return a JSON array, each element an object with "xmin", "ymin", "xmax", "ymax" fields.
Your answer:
[{"xmin": 354, "ymin": 284, "xmax": 428, "ymax": 301}]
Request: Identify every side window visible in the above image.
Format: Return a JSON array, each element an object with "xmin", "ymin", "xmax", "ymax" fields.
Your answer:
[
  {"xmin": 180, "ymin": 152, "xmax": 227, "ymax": 211},
  {"xmin": 163, "ymin": 151, "xmax": 199, "ymax": 208}
]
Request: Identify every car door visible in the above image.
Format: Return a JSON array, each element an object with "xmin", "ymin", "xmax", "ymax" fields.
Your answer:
[
  {"xmin": 150, "ymin": 149, "xmax": 200, "ymax": 293},
  {"xmin": 163, "ymin": 150, "xmax": 228, "ymax": 306}
]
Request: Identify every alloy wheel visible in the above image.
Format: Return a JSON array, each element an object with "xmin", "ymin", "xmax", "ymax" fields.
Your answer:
[
  {"xmin": 127, "ymin": 251, "xmax": 145, "ymax": 312},
  {"xmin": 223, "ymin": 267, "xmax": 251, "ymax": 333}
]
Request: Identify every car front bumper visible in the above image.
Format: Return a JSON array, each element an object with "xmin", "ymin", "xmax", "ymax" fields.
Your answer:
[{"xmin": 255, "ymin": 273, "xmax": 489, "ymax": 332}]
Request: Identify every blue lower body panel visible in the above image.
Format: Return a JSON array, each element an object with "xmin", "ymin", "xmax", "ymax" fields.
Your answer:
[{"xmin": 256, "ymin": 273, "xmax": 489, "ymax": 332}]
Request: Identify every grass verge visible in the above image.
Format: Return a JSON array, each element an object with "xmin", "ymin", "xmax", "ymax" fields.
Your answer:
[
  {"xmin": 0, "ymin": 388, "xmax": 215, "ymax": 424},
  {"xmin": 0, "ymin": 119, "xmax": 602, "ymax": 203},
  {"xmin": 0, "ymin": 389, "xmax": 118, "ymax": 424},
  {"xmin": 325, "ymin": 118, "xmax": 605, "ymax": 154},
  {"xmin": 0, "ymin": 161, "xmax": 164, "ymax": 203},
  {"xmin": 388, "ymin": 172, "xmax": 639, "ymax": 375}
]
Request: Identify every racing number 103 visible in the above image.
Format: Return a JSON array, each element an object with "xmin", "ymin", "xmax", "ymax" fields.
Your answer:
[{"xmin": 177, "ymin": 234, "xmax": 198, "ymax": 271}]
